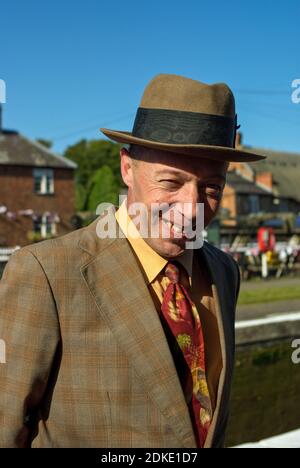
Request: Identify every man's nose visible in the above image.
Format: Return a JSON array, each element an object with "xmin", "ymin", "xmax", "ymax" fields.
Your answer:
[
  {"xmin": 182, "ymin": 182, "xmax": 204, "ymax": 202},
  {"xmin": 175, "ymin": 185, "xmax": 202, "ymax": 222}
]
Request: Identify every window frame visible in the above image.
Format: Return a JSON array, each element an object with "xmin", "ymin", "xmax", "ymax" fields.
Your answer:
[{"xmin": 33, "ymin": 168, "xmax": 54, "ymax": 195}]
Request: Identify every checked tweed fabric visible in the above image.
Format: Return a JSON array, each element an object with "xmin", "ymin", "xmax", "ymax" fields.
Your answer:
[{"xmin": 160, "ymin": 261, "xmax": 212, "ymax": 448}]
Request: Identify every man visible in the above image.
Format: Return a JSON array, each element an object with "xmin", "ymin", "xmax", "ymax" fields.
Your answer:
[{"xmin": 0, "ymin": 74, "xmax": 265, "ymax": 448}]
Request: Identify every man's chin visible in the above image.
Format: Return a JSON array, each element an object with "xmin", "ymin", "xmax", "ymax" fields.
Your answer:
[{"xmin": 146, "ymin": 237, "xmax": 187, "ymax": 258}]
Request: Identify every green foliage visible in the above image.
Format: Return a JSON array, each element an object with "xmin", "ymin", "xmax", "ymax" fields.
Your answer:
[
  {"xmin": 87, "ymin": 166, "xmax": 119, "ymax": 211},
  {"xmin": 75, "ymin": 183, "xmax": 88, "ymax": 212},
  {"xmin": 64, "ymin": 139, "xmax": 125, "ymax": 211}
]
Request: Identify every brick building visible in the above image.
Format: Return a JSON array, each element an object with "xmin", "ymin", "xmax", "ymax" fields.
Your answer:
[
  {"xmin": 221, "ymin": 171, "xmax": 273, "ymax": 226},
  {"xmin": 0, "ymin": 128, "xmax": 77, "ymax": 248},
  {"xmin": 246, "ymin": 148, "xmax": 300, "ymax": 213},
  {"xmin": 221, "ymin": 134, "xmax": 300, "ymax": 225}
]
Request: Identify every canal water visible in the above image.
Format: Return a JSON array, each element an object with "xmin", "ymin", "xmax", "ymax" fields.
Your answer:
[{"xmin": 226, "ymin": 338, "xmax": 300, "ymax": 447}]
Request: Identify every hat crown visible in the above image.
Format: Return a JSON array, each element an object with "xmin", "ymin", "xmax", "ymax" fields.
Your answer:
[
  {"xmin": 100, "ymin": 73, "xmax": 266, "ymax": 162},
  {"xmin": 140, "ymin": 74, "xmax": 235, "ymax": 118}
]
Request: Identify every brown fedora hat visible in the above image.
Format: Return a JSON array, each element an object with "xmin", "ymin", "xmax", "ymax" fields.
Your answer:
[{"xmin": 100, "ymin": 74, "xmax": 266, "ymax": 162}]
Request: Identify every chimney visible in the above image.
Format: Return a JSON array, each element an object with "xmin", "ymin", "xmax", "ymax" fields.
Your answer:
[
  {"xmin": 256, "ymin": 171, "xmax": 273, "ymax": 191},
  {"xmin": 0, "ymin": 106, "xmax": 17, "ymax": 136},
  {"xmin": 235, "ymin": 131, "xmax": 243, "ymax": 148}
]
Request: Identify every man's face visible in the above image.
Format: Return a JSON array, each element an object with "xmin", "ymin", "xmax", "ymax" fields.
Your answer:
[{"xmin": 120, "ymin": 146, "xmax": 229, "ymax": 258}]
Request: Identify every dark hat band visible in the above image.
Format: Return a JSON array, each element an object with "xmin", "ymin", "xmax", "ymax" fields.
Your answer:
[{"xmin": 132, "ymin": 107, "xmax": 239, "ymax": 148}]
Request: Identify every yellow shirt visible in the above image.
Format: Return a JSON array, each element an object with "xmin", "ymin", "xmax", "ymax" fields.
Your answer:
[{"xmin": 115, "ymin": 200, "xmax": 222, "ymax": 411}]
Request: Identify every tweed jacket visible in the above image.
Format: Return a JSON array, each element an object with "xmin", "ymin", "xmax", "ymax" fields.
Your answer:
[{"xmin": 0, "ymin": 214, "xmax": 240, "ymax": 448}]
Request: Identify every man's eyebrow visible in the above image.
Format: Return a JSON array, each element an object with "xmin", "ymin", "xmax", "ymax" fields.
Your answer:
[
  {"xmin": 155, "ymin": 169, "xmax": 185, "ymax": 176},
  {"xmin": 205, "ymin": 175, "xmax": 227, "ymax": 183},
  {"xmin": 155, "ymin": 170, "xmax": 227, "ymax": 183}
]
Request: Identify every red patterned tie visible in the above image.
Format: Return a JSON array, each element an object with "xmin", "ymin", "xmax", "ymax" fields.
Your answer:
[{"xmin": 161, "ymin": 261, "xmax": 212, "ymax": 448}]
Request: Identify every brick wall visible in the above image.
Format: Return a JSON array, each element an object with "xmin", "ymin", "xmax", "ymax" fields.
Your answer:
[
  {"xmin": 255, "ymin": 171, "xmax": 273, "ymax": 191},
  {"xmin": 221, "ymin": 183, "xmax": 237, "ymax": 225},
  {"xmin": 0, "ymin": 165, "xmax": 76, "ymax": 246},
  {"xmin": 228, "ymin": 162, "xmax": 255, "ymax": 182}
]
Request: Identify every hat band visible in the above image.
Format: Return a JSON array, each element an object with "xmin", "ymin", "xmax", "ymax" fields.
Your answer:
[{"xmin": 132, "ymin": 107, "xmax": 238, "ymax": 148}]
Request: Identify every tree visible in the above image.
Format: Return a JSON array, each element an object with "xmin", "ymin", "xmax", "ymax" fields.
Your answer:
[
  {"xmin": 75, "ymin": 183, "xmax": 88, "ymax": 212},
  {"xmin": 87, "ymin": 165, "xmax": 119, "ymax": 212},
  {"xmin": 64, "ymin": 139, "xmax": 125, "ymax": 211}
]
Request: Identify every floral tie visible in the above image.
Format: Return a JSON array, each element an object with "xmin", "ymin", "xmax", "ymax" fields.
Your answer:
[{"xmin": 160, "ymin": 261, "xmax": 212, "ymax": 448}]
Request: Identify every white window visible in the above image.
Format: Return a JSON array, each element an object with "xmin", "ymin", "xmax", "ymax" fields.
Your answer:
[
  {"xmin": 33, "ymin": 213, "xmax": 58, "ymax": 238},
  {"xmin": 33, "ymin": 168, "xmax": 54, "ymax": 194}
]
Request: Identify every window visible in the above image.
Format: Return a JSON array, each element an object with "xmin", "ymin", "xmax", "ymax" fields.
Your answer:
[
  {"xmin": 33, "ymin": 168, "xmax": 54, "ymax": 194},
  {"xmin": 33, "ymin": 213, "xmax": 57, "ymax": 238},
  {"xmin": 248, "ymin": 195, "xmax": 260, "ymax": 214},
  {"xmin": 279, "ymin": 199, "xmax": 288, "ymax": 212}
]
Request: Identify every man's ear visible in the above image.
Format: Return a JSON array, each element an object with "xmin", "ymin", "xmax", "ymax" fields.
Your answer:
[{"xmin": 120, "ymin": 147, "xmax": 134, "ymax": 188}]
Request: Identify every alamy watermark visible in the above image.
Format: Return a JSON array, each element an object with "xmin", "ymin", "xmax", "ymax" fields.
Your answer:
[
  {"xmin": 95, "ymin": 196, "xmax": 205, "ymax": 249},
  {"xmin": 0, "ymin": 78, "xmax": 6, "ymax": 103},
  {"xmin": 291, "ymin": 339, "xmax": 300, "ymax": 364},
  {"xmin": 291, "ymin": 79, "xmax": 300, "ymax": 104}
]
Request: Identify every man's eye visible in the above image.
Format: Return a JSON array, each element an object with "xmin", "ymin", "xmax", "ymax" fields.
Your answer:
[
  {"xmin": 206, "ymin": 184, "xmax": 222, "ymax": 191},
  {"xmin": 203, "ymin": 184, "xmax": 223, "ymax": 197},
  {"xmin": 159, "ymin": 179, "xmax": 180, "ymax": 187}
]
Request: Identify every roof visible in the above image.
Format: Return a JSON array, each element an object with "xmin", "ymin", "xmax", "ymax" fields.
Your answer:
[
  {"xmin": 244, "ymin": 146, "xmax": 300, "ymax": 203},
  {"xmin": 226, "ymin": 171, "xmax": 271, "ymax": 195},
  {"xmin": 0, "ymin": 131, "xmax": 77, "ymax": 169}
]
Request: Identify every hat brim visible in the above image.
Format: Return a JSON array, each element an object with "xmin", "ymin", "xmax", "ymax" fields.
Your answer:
[{"xmin": 100, "ymin": 128, "xmax": 266, "ymax": 162}]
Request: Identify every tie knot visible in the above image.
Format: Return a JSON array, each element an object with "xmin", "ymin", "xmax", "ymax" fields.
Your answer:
[{"xmin": 164, "ymin": 261, "xmax": 180, "ymax": 284}]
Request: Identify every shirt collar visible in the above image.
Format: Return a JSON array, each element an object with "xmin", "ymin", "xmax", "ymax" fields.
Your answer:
[{"xmin": 115, "ymin": 199, "xmax": 193, "ymax": 284}]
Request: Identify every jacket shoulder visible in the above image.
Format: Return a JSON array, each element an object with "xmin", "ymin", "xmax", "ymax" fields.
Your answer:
[
  {"xmin": 13, "ymin": 219, "xmax": 99, "ymax": 268},
  {"xmin": 203, "ymin": 241, "xmax": 238, "ymax": 270}
]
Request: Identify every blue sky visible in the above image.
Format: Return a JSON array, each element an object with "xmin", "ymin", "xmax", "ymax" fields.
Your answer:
[{"xmin": 1, "ymin": 0, "xmax": 299, "ymax": 154}]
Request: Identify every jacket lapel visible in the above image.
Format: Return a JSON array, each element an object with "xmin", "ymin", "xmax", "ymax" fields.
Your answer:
[{"xmin": 78, "ymin": 216, "xmax": 197, "ymax": 448}]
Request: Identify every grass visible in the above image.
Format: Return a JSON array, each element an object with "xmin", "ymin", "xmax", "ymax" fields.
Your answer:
[
  {"xmin": 238, "ymin": 286, "xmax": 300, "ymax": 305},
  {"xmin": 225, "ymin": 340, "xmax": 300, "ymax": 447}
]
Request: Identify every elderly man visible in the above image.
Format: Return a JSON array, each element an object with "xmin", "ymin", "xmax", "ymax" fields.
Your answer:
[{"xmin": 0, "ymin": 74, "xmax": 264, "ymax": 448}]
